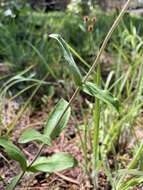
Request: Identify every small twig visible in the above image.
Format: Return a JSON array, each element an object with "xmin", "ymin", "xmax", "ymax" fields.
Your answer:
[
  {"xmin": 21, "ymin": 148, "xmax": 34, "ymax": 159},
  {"xmin": 54, "ymin": 172, "xmax": 80, "ymax": 185}
]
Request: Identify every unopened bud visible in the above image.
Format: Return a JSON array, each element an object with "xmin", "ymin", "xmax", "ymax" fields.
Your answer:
[
  {"xmin": 88, "ymin": 24, "xmax": 93, "ymax": 32},
  {"xmin": 92, "ymin": 16, "xmax": 96, "ymax": 24},
  {"xmin": 83, "ymin": 16, "xmax": 89, "ymax": 23}
]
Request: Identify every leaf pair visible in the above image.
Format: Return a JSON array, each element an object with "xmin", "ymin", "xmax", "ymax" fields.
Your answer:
[
  {"xmin": 49, "ymin": 34, "xmax": 120, "ymax": 111},
  {"xmin": 17, "ymin": 98, "xmax": 73, "ymax": 173},
  {"xmin": 5, "ymin": 152, "xmax": 77, "ymax": 190},
  {"xmin": 19, "ymin": 98, "xmax": 71, "ymax": 144},
  {"xmin": 0, "ymin": 98, "xmax": 77, "ymax": 190}
]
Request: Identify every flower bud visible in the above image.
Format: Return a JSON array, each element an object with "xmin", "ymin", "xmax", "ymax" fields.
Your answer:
[
  {"xmin": 83, "ymin": 16, "xmax": 89, "ymax": 23},
  {"xmin": 88, "ymin": 24, "xmax": 93, "ymax": 32},
  {"xmin": 92, "ymin": 16, "xmax": 96, "ymax": 24}
]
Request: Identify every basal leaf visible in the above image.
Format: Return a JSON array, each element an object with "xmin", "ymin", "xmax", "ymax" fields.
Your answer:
[
  {"xmin": 44, "ymin": 98, "xmax": 71, "ymax": 139},
  {"xmin": 83, "ymin": 82, "xmax": 120, "ymax": 112},
  {"xmin": 0, "ymin": 137, "xmax": 27, "ymax": 170},
  {"xmin": 18, "ymin": 129, "xmax": 51, "ymax": 146},
  {"xmin": 28, "ymin": 152, "xmax": 77, "ymax": 173},
  {"xmin": 49, "ymin": 34, "xmax": 82, "ymax": 86}
]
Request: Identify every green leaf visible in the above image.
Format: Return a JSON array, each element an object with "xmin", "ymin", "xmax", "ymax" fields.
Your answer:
[
  {"xmin": 18, "ymin": 129, "xmax": 51, "ymax": 146},
  {"xmin": 49, "ymin": 34, "xmax": 82, "ymax": 86},
  {"xmin": 0, "ymin": 176, "xmax": 3, "ymax": 181},
  {"xmin": 83, "ymin": 82, "xmax": 120, "ymax": 111},
  {"xmin": 119, "ymin": 177, "xmax": 143, "ymax": 190},
  {"xmin": 28, "ymin": 152, "xmax": 77, "ymax": 173},
  {"xmin": 44, "ymin": 98, "xmax": 71, "ymax": 139},
  {"xmin": 6, "ymin": 173, "xmax": 21, "ymax": 190},
  {"xmin": 0, "ymin": 137, "xmax": 27, "ymax": 170}
]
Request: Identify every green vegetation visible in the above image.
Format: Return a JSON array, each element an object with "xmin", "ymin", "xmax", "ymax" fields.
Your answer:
[{"xmin": 1, "ymin": 0, "xmax": 143, "ymax": 189}]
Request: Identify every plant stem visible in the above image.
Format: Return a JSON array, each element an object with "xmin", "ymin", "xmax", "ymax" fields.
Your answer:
[
  {"xmin": 11, "ymin": 143, "xmax": 45, "ymax": 190},
  {"xmin": 13, "ymin": 1, "xmax": 131, "ymax": 189},
  {"xmin": 83, "ymin": 0, "xmax": 131, "ymax": 83},
  {"xmin": 92, "ymin": 64, "xmax": 101, "ymax": 189}
]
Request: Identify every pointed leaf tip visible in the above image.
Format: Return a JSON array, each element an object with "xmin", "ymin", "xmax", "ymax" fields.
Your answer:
[{"xmin": 49, "ymin": 33, "xmax": 82, "ymax": 86}]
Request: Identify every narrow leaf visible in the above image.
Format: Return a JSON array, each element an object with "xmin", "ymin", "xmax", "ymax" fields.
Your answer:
[
  {"xmin": 18, "ymin": 129, "xmax": 51, "ymax": 146},
  {"xmin": 49, "ymin": 34, "xmax": 82, "ymax": 86},
  {"xmin": 44, "ymin": 98, "xmax": 71, "ymax": 139},
  {"xmin": 83, "ymin": 82, "xmax": 120, "ymax": 111},
  {"xmin": 119, "ymin": 177, "xmax": 143, "ymax": 190},
  {"xmin": 0, "ymin": 137, "xmax": 27, "ymax": 170},
  {"xmin": 6, "ymin": 173, "xmax": 21, "ymax": 190},
  {"xmin": 28, "ymin": 152, "xmax": 77, "ymax": 173}
]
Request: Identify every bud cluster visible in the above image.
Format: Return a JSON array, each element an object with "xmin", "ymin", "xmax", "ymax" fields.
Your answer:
[{"xmin": 83, "ymin": 16, "xmax": 97, "ymax": 32}]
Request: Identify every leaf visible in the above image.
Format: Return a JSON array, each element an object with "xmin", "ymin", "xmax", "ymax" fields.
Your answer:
[
  {"xmin": 0, "ymin": 137, "xmax": 27, "ymax": 170},
  {"xmin": 28, "ymin": 152, "xmax": 77, "ymax": 173},
  {"xmin": 44, "ymin": 98, "xmax": 71, "ymax": 139},
  {"xmin": 0, "ymin": 176, "xmax": 3, "ymax": 181},
  {"xmin": 49, "ymin": 34, "xmax": 82, "ymax": 86},
  {"xmin": 18, "ymin": 129, "xmax": 51, "ymax": 146},
  {"xmin": 119, "ymin": 177, "xmax": 143, "ymax": 190},
  {"xmin": 116, "ymin": 169, "xmax": 143, "ymax": 177},
  {"xmin": 6, "ymin": 173, "xmax": 21, "ymax": 190},
  {"xmin": 82, "ymin": 82, "xmax": 120, "ymax": 112}
]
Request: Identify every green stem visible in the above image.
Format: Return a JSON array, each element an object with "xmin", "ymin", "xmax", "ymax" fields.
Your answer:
[
  {"xmin": 11, "ymin": 144, "xmax": 45, "ymax": 190},
  {"xmin": 92, "ymin": 64, "xmax": 101, "ymax": 188},
  {"xmin": 76, "ymin": 123, "xmax": 88, "ymax": 174},
  {"xmin": 83, "ymin": 0, "xmax": 131, "ymax": 83},
  {"xmin": 84, "ymin": 123, "xmax": 89, "ymax": 174}
]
